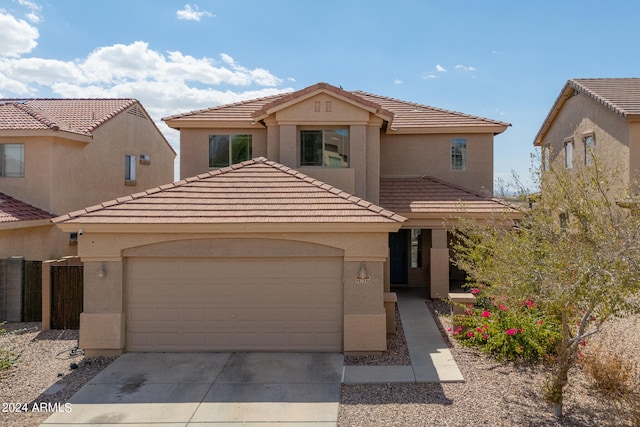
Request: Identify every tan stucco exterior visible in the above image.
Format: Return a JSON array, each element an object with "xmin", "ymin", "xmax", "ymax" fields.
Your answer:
[
  {"xmin": 54, "ymin": 224, "xmax": 397, "ymax": 355},
  {"xmin": 0, "ymin": 103, "xmax": 175, "ymax": 260}
]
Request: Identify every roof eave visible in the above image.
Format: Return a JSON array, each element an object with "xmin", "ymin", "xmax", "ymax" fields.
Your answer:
[
  {"xmin": 163, "ymin": 118, "xmax": 266, "ymax": 130},
  {"xmin": 386, "ymin": 124, "xmax": 510, "ymax": 135},
  {"xmin": 0, "ymin": 218, "xmax": 53, "ymax": 230}
]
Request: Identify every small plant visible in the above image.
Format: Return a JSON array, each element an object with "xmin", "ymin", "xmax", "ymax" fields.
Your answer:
[
  {"xmin": 451, "ymin": 286, "xmax": 562, "ymax": 362},
  {"xmin": 0, "ymin": 322, "xmax": 21, "ymax": 373}
]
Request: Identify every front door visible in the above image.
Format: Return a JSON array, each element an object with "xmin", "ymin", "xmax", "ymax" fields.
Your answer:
[{"xmin": 389, "ymin": 230, "xmax": 408, "ymax": 285}]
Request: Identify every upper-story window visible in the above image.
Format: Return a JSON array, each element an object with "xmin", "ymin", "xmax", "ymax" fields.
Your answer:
[
  {"xmin": 300, "ymin": 129, "xmax": 349, "ymax": 167},
  {"xmin": 583, "ymin": 134, "xmax": 595, "ymax": 166},
  {"xmin": 451, "ymin": 138, "xmax": 467, "ymax": 171},
  {"xmin": 125, "ymin": 154, "xmax": 136, "ymax": 185},
  {"xmin": 209, "ymin": 135, "xmax": 252, "ymax": 168},
  {"xmin": 564, "ymin": 138, "xmax": 574, "ymax": 169},
  {"xmin": 0, "ymin": 144, "xmax": 24, "ymax": 178}
]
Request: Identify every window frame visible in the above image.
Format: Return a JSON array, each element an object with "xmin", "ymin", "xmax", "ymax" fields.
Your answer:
[
  {"xmin": 451, "ymin": 138, "xmax": 467, "ymax": 171},
  {"xmin": 125, "ymin": 154, "xmax": 136, "ymax": 184},
  {"xmin": 208, "ymin": 134, "xmax": 252, "ymax": 168},
  {"xmin": 299, "ymin": 128, "xmax": 350, "ymax": 168},
  {"xmin": 564, "ymin": 138, "xmax": 574, "ymax": 169},
  {"xmin": 0, "ymin": 143, "xmax": 25, "ymax": 178},
  {"xmin": 583, "ymin": 133, "xmax": 595, "ymax": 166}
]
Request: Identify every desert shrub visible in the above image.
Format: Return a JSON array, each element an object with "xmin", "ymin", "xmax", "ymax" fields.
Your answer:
[
  {"xmin": 452, "ymin": 286, "xmax": 562, "ymax": 362},
  {"xmin": 0, "ymin": 322, "xmax": 21, "ymax": 372}
]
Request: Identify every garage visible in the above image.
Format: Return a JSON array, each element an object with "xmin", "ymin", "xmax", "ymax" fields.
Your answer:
[{"xmin": 126, "ymin": 256, "xmax": 343, "ymax": 352}]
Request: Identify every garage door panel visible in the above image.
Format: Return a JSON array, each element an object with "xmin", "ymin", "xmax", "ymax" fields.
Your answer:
[{"xmin": 126, "ymin": 257, "xmax": 343, "ymax": 352}]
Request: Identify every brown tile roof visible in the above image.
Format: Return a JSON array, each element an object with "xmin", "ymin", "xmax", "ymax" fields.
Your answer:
[
  {"xmin": 379, "ymin": 177, "xmax": 521, "ymax": 216},
  {"xmin": 54, "ymin": 158, "xmax": 407, "ymax": 225},
  {"xmin": 354, "ymin": 91, "xmax": 510, "ymax": 133},
  {"xmin": 0, "ymin": 192, "xmax": 54, "ymax": 223},
  {"xmin": 0, "ymin": 98, "xmax": 139, "ymax": 136},
  {"xmin": 162, "ymin": 82, "xmax": 510, "ymax": 134},
  {"xmin": 534, "ymin": 78, "xmax": 640, "ymax": 146}
]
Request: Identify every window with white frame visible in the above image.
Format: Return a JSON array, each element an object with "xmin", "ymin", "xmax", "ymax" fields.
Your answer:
[
  {"xmin": 564, "ymin": 138, "xmax": 574, "ymax": 169},
  {"xmin": 583, "ymin": 134, "xmax": 595, "ymax": 166},
  {"xmin": 299, "ymin": 129, "xmax": 349, "ymax": 167},
  {"xmin": 451, "ymin": 138, "xmax": 467, "ymax": 171},
  {"xmin": 209, "ymin": 134, "xmax": 252, "ymax": 168},
  {"xmin": 125, "ymin": 154, "xmax": 136, "ymax": 183},
  {"xmin": 0, "ymin": 144, "xmax": 24, "ymax": 178}
]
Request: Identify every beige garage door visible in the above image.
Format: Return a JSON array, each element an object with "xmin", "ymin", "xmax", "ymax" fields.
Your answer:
[{"xmin": 126, "ymin": 257, "xmax": 343, "ymax": 352}]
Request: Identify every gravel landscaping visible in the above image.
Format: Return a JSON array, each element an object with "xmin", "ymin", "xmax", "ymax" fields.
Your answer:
[{"xmin": 1, "ymin": 299, "xmax": 638, "ymax": 427}]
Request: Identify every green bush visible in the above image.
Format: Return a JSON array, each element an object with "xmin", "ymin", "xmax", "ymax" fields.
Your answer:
[{"xmin": 451, "ymin": 286, "xmax": 562, "ymax": 362}]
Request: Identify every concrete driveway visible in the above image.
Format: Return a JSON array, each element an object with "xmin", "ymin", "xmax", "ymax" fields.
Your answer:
[{"xmin": 42, "ymin": 352, "xmax": 343, "ymax": 426}]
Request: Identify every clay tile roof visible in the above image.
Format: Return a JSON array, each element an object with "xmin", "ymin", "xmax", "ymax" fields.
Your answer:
[
  {"xmin": 53, "ymin": 158, "xmax": 407, "ymax": 225},
  {"xmin": 534, "ymin": 78, "xmax": 640, "ymax": 146},
  {"xmin": 161, "ymin": 82, "xmax": 510, "ymax": 133},
  {"xmin": 570, "ymin": 78, "xmax": 640, "ymax": 116},
  {"xmin": 354, "ymin": 91, "xmax": 510, "ymax": 133},
  {"xmin": 0, "ymin": 98, "xmax": 139, "ymax": 136},
  {"xmin": 0, "ymin": 192, "xmax": 54, "ymax": 223},
  {"xmin": 379, "ymin": 177, "xmax": 521, "ymax": 216}
]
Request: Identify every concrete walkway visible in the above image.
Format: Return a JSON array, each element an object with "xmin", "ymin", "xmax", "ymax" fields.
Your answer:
[{"xmin": 343, "ymin": 288, "xmax": 464, "ymax": 384}]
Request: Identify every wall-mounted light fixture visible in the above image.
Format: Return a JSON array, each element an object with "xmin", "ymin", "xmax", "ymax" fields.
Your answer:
[
  {"xmin": 97, "ymin": 263, "xmax": 107, "ymax": 279},
  {"xmin": 358, "ymin": 263, "xmax": 368, "ymax": 280}
]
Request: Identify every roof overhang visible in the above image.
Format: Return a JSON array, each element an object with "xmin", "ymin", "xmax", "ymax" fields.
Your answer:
[
  {"xmin": 162, "ymin": 118, "xmax": 267, "ymax": 130},
  {"xmin": 386, "ymin": 124, "xmax": 510, "ymax": 135},
  {"xmin": 0, "ymin": 218, "xmax": 52, "ymax": 231},
  {"xmin": 0, "ymin": 129, "xmax": 92, "ymax": 143}
]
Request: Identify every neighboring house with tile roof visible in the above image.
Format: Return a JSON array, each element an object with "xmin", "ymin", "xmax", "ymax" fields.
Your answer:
[
  {"xmin": 534, "ymin": 78, "xmax": 640, "ymax": 197},
  {"xmin": 0, "ymin": 98, "xmax": 176, "ymax": 261},
  {"xmin": 52, "ymin": 82, "xmax": 519, "ymax": 356}
]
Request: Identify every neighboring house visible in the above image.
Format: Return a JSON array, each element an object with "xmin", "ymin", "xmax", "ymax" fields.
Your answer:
[
  {"xmin": 54, "ymin": 83, "xmax": 520, "ymax": 356},
  {"xmin": 0, "ymin": 98, "xmax": 176, "ymax": 260},
  {"xmin": 534, "ymin": 78, "xmax": 640, "ymax": 197}
]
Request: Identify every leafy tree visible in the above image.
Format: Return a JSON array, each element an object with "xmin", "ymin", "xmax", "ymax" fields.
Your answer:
[{"xmin": 452, "ymin": 155, "xmax": 640, "ymax": 418}]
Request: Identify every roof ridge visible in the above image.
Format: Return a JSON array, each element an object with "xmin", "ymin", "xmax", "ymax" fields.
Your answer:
[{"xmin": 353, "ymin": 90, "xmax": 510, "ymax": 126}]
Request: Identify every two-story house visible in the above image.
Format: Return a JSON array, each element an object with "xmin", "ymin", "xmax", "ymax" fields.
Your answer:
[
  {"xmin": 54, "ymin": 83, "xmax": 519, "ymax": 356},
  {"xmin": 0, "ymin": 98, "xmax": 175, "ymax": 320},
  {"xmin": 534, "ymin": 78, "xmax": 640, "ymax": 198}
]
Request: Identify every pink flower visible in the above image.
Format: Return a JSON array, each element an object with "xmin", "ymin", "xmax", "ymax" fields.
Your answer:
[
  {"xmin": 482, "ymin": 334, "xmax": 488, "ymax": 339},
  {"xmin": 447, "ymin": 328, "xmax": 452, "ymax": 332},
  {"xmin": 470, "ymin": 288, "xmax": 480, "ymax": 294},
  {"xmin": 476, "ymin": 327, "xmax": 483, "ymax": 332},
  {"xmin": 581, "ymin": 340, "xmax": 587, "ymax": 347},
  {"xmin": 518, "ymin": 328, "xmax": 523, "ymax": 333},
  {"xmin": 498, "ymin": 303, "xmax": 508, "ymax": 311},
  {"xmin": 453, "ymin": 325, "xmax": 463, "ymax": 335},
  {"xmin": 537, "ymin": 320, "xmax": 544, "ymax": 325},
  {"xmin": 506, "ymin": 328, "xmax": 517, "ymax": 336},
  {"xmin": 467, "ymin": 332, "xmax": 474, "ymax": 338},
  {"xmin": 481, "ymin": 310, "xmax": 491, "ymax": 318}
]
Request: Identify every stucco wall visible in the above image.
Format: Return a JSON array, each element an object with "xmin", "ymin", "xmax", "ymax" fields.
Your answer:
[
  {"xmin": 0, "ymin": 225, "xmax": 73, "ymax": 260},
  {"xmin": 73, "ymin": 230, "xmax": 391, "ymax": 355},
  {"xmin": 380, "ymin": 133, "xmax": 494, "ymax": 195},
  {"xmin": 540, "ymin": 92, "xmax": 630, "ymax": 189},
  {"xmin": 50, "ymin": 111, "xmax": 175, "ymax": 214}
]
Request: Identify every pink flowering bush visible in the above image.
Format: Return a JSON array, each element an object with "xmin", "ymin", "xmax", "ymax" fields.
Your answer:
[{"xmin": 452, "ymin": 287, "xmax": 562, "ymax": 362}]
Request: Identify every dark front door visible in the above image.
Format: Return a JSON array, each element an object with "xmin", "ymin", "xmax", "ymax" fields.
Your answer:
[{"xmin": 389, "ymin": 230, "xmax": 408, "ymax": 285}]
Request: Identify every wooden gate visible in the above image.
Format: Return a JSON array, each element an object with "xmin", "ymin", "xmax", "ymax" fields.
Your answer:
[
  {"xmin": 51, "ymin": 265, "xmax": 83, "ymax": 329},
  {"xmin": 22, "ymin": 260, "xmax": 42, "ymax": 322}
]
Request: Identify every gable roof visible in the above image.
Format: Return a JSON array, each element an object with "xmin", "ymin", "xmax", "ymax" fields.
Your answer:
[
  {"xmin": 162, "ymin": 82, "xmax": 510, "ymax": 134},
  {"xmin": 0, "ymin": 98, "xmax": 140, "ymax": 136},
  {"xmin": 379, "ymin": 176, "xmax": 521, "ymax": 217},
  {"xmin": 0, "ymin": 192, "xmax": 54, "ymax": 224},
  {"xmin": 534, "ymin": 78, "xmax": 640, "ymax": 146},
  {"xmin": 53, "ymin": 157, "xmax": 406, "ymax": 226}
]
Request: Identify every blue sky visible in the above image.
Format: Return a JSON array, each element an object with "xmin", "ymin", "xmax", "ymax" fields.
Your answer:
[{"xmin": 1, "ymin": 0, "xmax": 639, "ymax": 187}]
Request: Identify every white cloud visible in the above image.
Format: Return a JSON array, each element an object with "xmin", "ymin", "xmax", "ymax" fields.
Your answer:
[
  {"xmin": 0, "ymin": 10, "xmax": 39, "ymax": 57},
  {"xmin": 393, "ymin": 79, "xmax": 404, "ymax": 85},
  {"xmin": 176, "ymin": 4, "xmax": 214, "ymax": 21},
  {"xmin": 421, "ymin": 74, "xmax": 438, "ymax": 80},
  {"xmin": 436, "ymin": 64, "xmax": 446, "ymax": 72},
  {"xmin": 454, "ymin": 64, "xmax": 476, "ymax": 72}
]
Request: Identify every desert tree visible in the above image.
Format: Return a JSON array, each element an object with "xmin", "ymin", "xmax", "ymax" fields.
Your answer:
[{"xmin": 452, "ymin": 153, "xmax": 640, "ymax": 418}]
